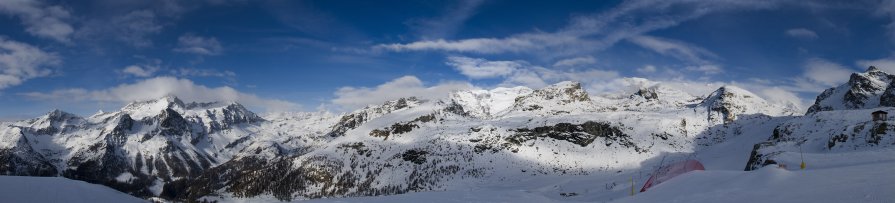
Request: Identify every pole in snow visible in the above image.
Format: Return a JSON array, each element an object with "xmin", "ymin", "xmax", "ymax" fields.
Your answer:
[
  {"xmin": 799, "ymin": 144, "xmax": 806, "ymax": 170},
  {"xmin": 630, "ymin": 176, "xmax": 634, "ymax": 196}
]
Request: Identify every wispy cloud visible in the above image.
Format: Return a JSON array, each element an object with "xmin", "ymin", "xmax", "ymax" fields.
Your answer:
[
  {"xmin": 172, "ymin": 68, "xmax": 235, "ymax": 78},
  {"xmin": 785, "ymin": 28, "xmax": 819, "ymax": 40},
  {"xmin": 553, "ymin": 56, "xmax": 596, "ymax": 68},
  {"xmin": 800, "ymin": 58, "xmax": 855, "ymax": 87},
  {"xmin": 0, "ymin": 37, "xmax": 60, "ymax": 89},
  {"xmin": 174, "ymin": 34, "xmax": 223, "ymax": 55},
  {"xmin": 446, "ymin": 56, "xmax": 522, "ymax": 79},
  {"xmin": 407, "ymin": 0, "xmax": 484, "ymax": 39},
  {"xmin": 637, "ymin": 65, "xmax": 657, "ymax": 74},
  {"xmin": 0, "ymin": 0, "xmax": 73, "ymax": 43},
  {"xmin": 627, "ymin": 35, "xmax": 722, "ymax": 74},
  {"xmin": 375, "ymin": 0, "xmax": 791, "ymax": 57},
  {"xmin": 121, "ymin": 65, "xmax": 159, "ymax": 77}
]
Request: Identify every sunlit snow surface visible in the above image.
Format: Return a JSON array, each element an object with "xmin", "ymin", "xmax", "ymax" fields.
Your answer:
[{"xmin": 301, "ymin": 147, "xmax": 895, "ymax": 203}]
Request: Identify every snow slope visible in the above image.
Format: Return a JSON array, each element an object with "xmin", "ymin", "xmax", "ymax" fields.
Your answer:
[
  {"xmin": 0, "ymin": 176, "xmax": 146, "ymax": 203},
  {"xmin": 616, "ymin": 150, "xmax": 895, "ymax": 203},
  {"xmin": 303, "ymin": 137, "xmax": 895, "ymax": 203},
  {"xmin": 302, "ymin": 161, "xmax": 895, "ymax": 203}
]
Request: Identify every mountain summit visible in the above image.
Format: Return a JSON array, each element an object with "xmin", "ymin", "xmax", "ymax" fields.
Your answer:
[{"xmin": 807, "ymin": 66, "xmax": 895, "ymax": 114}]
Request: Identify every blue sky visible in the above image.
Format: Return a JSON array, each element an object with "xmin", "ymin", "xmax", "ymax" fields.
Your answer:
[{"xmin": 2, "ymin": 0, "xmax": 895, "ymax": 119}]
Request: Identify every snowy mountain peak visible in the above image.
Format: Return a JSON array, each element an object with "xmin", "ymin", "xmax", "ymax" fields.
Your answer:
[
  {"xmin": 44, "ymin": 109, "xmax": 79, "ymax": 121},
  {"xmin": 507, "ymin": 81, "xmax": 594, "ymax": 115},
  {"xmin": 448, "ymin": 86, "xmax": 534, "ymax": 118},
  {"xmin": 633, "ymin": 88, "xmax": 659, "ymax": 100},
  {"xmin": 521, "ymin": 81, "xmax": 590, "ymax": 103},
  {"xmin": 327, "ymin": 97, "xmax": 421, "ymax": 137},
  {"xmin": 700, "ymin": 86, "xmax": 790, "ymax": 123},
  {"xmin": 807, "ymin": 67, "xmax": 895, "ymax": 113},
  {"xmin": 704, "ymin": 86, "xmax": 756, "ymax": 99},
  {"xmin": 629, "ymin": 84, "xmax": 695, "ymax": 101},
  {"xmin": 120, "ymin": 95, "xmax": 188, "ymax": 118},
  {"xmin": 614, "ymin": 84, "xmax": 700, "ymax": 112}
]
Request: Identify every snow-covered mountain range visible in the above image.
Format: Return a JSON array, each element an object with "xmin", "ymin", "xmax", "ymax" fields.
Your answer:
[{"xmin": 1, "ymin": 68, "xmax": 894, "ymax": 202}]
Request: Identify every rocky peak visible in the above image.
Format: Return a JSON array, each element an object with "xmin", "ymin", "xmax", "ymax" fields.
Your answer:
[
  {"xmin": 199, "ymin": 102, "xmax": 265, "ymax": 133},
  {"xmin": 507, "ymin": 81, "xmax": 594, "ymax": 114},
  {"xmin": 120, "ymin": 95, "xmax": 188, "ymax": 119},
  {"xmin": 846, "ymin": 68, "xmax": 890, "ymax": 94},
  {"xmin": 157, "ymin": 108, "xmax": 190, "ymax": 135},
  {"xmin": 185, "ymin": 101, "xmax": 222, "ymax": 109},
  {"xmin": 807, "ymin": 67, "xmax": 895, "ymax": 114},
  {"xmin": 327, "ymin": 97, "xmax": 421, "ymax": 137},
  {"xmin": 632, "ymin": 88, "xmax": 660, "ymax": 100},
  {"xmin": 447, "ymin": 86, "xmax": 534, "ymax": 118},
  {"xmin": 44, "ymin": 109, "xmax": 80, "ymax": 122},
  {"xmin": 515, "ymin": 81, "xmax": 590, "ymax": 104},
  {"xmin": 618, "ymin": 84, "xmax": 700, "ymax": 111},
  {"xmin": 701, "ymin": 86, "xmax": 775, "ymax": 124},
  {"xmin": 29, "ymin": 109, "xmax": 83, "ymax": 135},
  {"xmin": 152, "ymin": 95, "xmax": 187, "ymax": 109}
]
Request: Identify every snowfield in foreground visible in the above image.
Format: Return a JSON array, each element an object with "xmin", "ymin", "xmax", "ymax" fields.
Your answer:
[
  {"xmin": 0, "ymin": 176, "xmax": 147, "ymax": 203},
  {"xmin": 306, "ymin": 149, "xmax": 895, "ymax": 203}
]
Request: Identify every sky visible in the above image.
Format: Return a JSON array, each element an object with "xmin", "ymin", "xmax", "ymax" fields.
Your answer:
[{"xmin": 2, "ymin": 0, "xmax": 895, "ymax": 119}]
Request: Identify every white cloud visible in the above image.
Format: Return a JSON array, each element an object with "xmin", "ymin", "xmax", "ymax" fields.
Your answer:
[
  {"xmin": 121, "ymin": 65, "xmax": 158, "ymax": 77},
  {"xmin": 637, "ymin": 65, "xmax": 657, "ymax": 74},
  {"xmin": 758, "ymin": 87, "xmax": 805, "ymax": 110},
  {"xmin": 20, "ymin": 77, "xmax": 297, "ymax": 112},
  {"xmin": 446, "ymin": 56, "xmax": 521, "ymax": 79},
  {"xmin": 0, "ymin": 37, "xmax": 60, "ymax": 89},
  {"xmin": 331, "ymin": 76, "xmax": 474, "ymax": 110},
  {"xmin": 628, "ymin": 35, "xmax": 722, "ymax": 74},
  {"xmin": 0, "ymin": 0, "xmax": 73, "ymax": 43},
  {"xmin": 785, "ymin": 28, "xmax": 819, "ymax": 40},
  {"xmin": 553, "ymin": 56, "xmax": 596, "ymax": 67},
  {"xmin": 801, "ymin": 58, "xmax": 855, "ymax": 87},
  {"xmin": 174, "ymin": 34, "xmax": 223, "ymax": 55}
]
